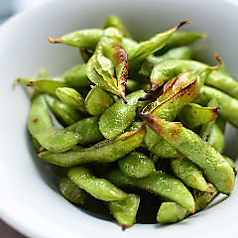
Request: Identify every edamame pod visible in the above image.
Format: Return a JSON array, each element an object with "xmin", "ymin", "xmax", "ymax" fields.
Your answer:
[
  {"xmin": 63, "ymin": 64, "xmax": 90, "ymax": 87},
  {"xmin": 59, "ymin": 177, "xmax": 87, "ymax": 205},
  {"xmin": 129, "ymin": 20, "xmax": 189, "ymax": 68},
  {"xmin": 157, "ymin": 183, "xmax": 218, "ymax": 224},
  {"xmin": 170, "ymin": 157, "xmax": 210, "ymax": 192},
  {"xmin": 48, "ymin": 29, "xmax": 103, "ymax": 49},
  {"xmin": 157, "ymin": 31, "xmax": 206, "ymax": 54},
  {"xmin": 55, "ymin": 87, "xmax": 87, "ymax": 113},
  {"xmin": 99, "ymin": 90, "xmax": 146, "ymax": 139},
  {"xmin": 28, "ymin": 94, "xmax": 80, "ymax": 152},
  {"xmin": 198, "ymin": 86, "xmax": 238, "ymax": 128},
  {"xmin": 149, "ymin": 58, "xmax": 238, "ymax": 99},
  {"xmin": 156, "ymin": 202, "xmax": 188, "ymax": 223},
  {"xmin": 39, "ymin": 125, "xmax": 146, "ymax": 167},
  {"xmin": 46, "ymin": 95, "xmax": 83, "ymax": 126},
  {"xmin": 139, "ymin": 46, "xmax": 192, "ymax": 78},
  {"xmin": 85, "ymin": 86, "xmax": 114, "ymax": 116},
  {"xmin": 104, "ymin": 15, "xmax": 131, "ymax": 37},
  {"xmin": 67, "ymin": 117, "xmax": 104, "ymax": 145},
  {"xmin": 178, "ymin": 103, "xmax": 219, "ymax": 129},
  {"xmin": 109, "ymin": 194, "xmax": 140, "ymax": 230},
  {"xmin": 118, "ymin": 152, "xmax": 155, "ymax": 178},
  {"xmin": 106, "ymin": 169, "xmax": 195, "ymax": 212},
  {"xmin": 68, "ymin": 166, "xmax": 127, "ymax": 201},
  {"xmin": 139, "ymin": 113, "xmax": 235, "ymax": 194},
  {"xmin": 151, "ymin": 140, "xmax": 179, "ymax": 158},
  {"xmin": 16, "ymin": 77, "xmax": 68, "ymax": 96},
  {"xmin": 144, "ymin": 78, "xmax": 199, "ymax": 150}
]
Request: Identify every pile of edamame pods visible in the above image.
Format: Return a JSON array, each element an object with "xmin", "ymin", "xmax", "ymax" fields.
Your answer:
[{"xmin": 16, "ymin": 15, "xmax": 238, "ymax": 229}]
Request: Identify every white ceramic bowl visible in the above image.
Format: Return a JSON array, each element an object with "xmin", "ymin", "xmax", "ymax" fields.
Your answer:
[{"xmin": 0, "ymin": 0, "xmax": 238, "ymax": 237}]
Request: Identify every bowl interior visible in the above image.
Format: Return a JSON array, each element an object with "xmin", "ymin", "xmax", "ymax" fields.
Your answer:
[{"xmin": 0, "ymin": 0, "xmax": 238, "ymax": 237}]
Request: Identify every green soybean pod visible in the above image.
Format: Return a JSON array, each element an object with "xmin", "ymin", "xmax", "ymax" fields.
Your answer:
[
  {"xmin": 63, "ymin": 64, "xmax": 91, "ymax": 87},
  {"xmin": 67, "ymin": 117, "xmax": 104, "ymax": 145},
  {"xmin": 178, "ymin": 103, "xmax": 219, "ymax": 129},
  {"xmin": 28, "ymin": 94, "xmax": 80, "ymax": 152},
  {"xmin": 46, "ymin": 95, "xmax": 83, "ymax": 126},
  {"xmin": 106, "ymin": 169, "xmax": 195, "ymax": 213},
  {"xmin": 125, "ymin": 120, "xmax": 144, "ymax": 132},
  {"xmin": 223, "ymin": 156, "xmax": 236, "ymax": 171},
  {"xmin": 129, "ymin": 20, "xmax": 189, "ymax": 68},
  {"xmin": 99, "ymin": 90, "xmax": 146, "ymax": 139},
  {"xmin": 157, "ymin": 31, "xmax": 206, "ymax": 54},
  {"xmin": 16, "ymin": 77, "xmax": 68, "ymax": 96},
  {"xmin": 39, "ymin": 125, "xmax": 146, "ymax": 167},
  {"xmin": 59, "ymin": 177, "xmax": 87, "ymax": 205},
  {"xmin": 109, "ymin": 194, "xmax": 140, "ymax": 230},
  {"xmin": 104, "ymin": 15, "xmax": 131, "ymax": 37},
  {"xmin": 151, "ymin": 140, "xmax": 179, "ymax": 159},
  {"xmin": 139, "ymin": 46, "xmax": 192, "ymax": 78},
  {"xmin": 55, "ymin": 87, "xmax": 87, "ymax": 113},
  {"xmin": 140, "ymin": 113, "xmax": 235, "ymax": 194},
  {"xmin": 157, "ymin": 183, "xmax": 218, "ymax": 224},
  {"xmin": 85, "ymin": 86, "xmax": 114, "ymax": 116},
  {"xmin": 207, "ymin": 124, "xmax": 225, "ymax": 154},
  {"xmin": 198, "ymin": 86, "xmax": 238, "ymax": 128},
  {"xmin": 118, "ymin": 152, "xmax": 155, "ymax": 178},
  {"xmin": 144, "ymin": 78, "xmax": 199, "ymax": 150},
  {"xmin": 170, "ymin": 157, "xmax": 210, "ymax": 192},
  {"xmin": 48, "ymin": 29, "xmax": 103, "ymax": 49},
  {"xmin": 68, "ymin": 166, "xmax": 127, "ymax": 202},
  {"xmin": 156, "ymin": 202, "xmax": 188, "ymax": 224}
]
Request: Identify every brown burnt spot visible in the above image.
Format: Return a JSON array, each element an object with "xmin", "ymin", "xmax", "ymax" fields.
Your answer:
[
  {"xmin": 33, "ymin": 118, "xmax": 39, "ymax": 123},
  {"xmin": 27, "ymin": 81, "xmax": 35, "ymax": 87},
  {"xmin": 113, "ymin": 46, "xmax": 128, "ymax": 66},
  {"xmin": 37, "ymin": 147, "xmax": 44, "ymax": 153},
  {"xmin": 137, "ymin": 112, "xmax": 165, "ymax": 138},
  {"xmin": 114, "ymin": 46, "xmax": 128, "ymax": 104},
  {"xmin": 140, "ymin": 87, "xmax": 163, "ymax": 101},
  {"xmin": 168, "ymin": 126, "xmax": 182, "ymax": 142},
  {"xmin": 209, "ymin": 107, "xmax": 220, "ymax": 121},
  {"xmin": 122, "ymin": 224, "xmax": 128, "ymax": 231},
  {"xmin": 175, "ymin": 20, "xmax": 190, "ymax": 30}
]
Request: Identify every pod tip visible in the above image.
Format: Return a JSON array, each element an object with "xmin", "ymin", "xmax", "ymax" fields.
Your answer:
[
  {"xmin": 175, "ymin": 20, "xmax": 190, "ymax": 30},
  {"xmin": 48, "ymin": 36, "xmax": 61, "ymax": 44}
]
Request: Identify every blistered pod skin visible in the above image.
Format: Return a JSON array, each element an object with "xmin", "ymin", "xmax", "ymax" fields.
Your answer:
[
  {"xmin": 106, "ymin": 169, "xmax": 195, "ymax": 213},
  {"xmin": 144, "ymin": 78, "xmax": 199, "ymax": 150},
  {"xmin": 139, "ymin": 114, "xmax": 235, "ymax": 194},
  {"xmin": 48, "ymin": 29, "xmax": 103, "ymax": 49},
  {"xmin": 68, "ymin": 166, "xmax": 127, "ymax": 202},
  {"xmin": 99, "ymin": 90, "xmax": 146, "ymax": 139},
  {"xmin": 39, "ymin": 125, "xmax": 146, "ymax": 167},
  {"xmin": 118, "ymin": 152, "xmax": 155, "ymax": 178},
  {"xmin": 109, "ymin": 194, "xmax": 140, "ymax": 229}
]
